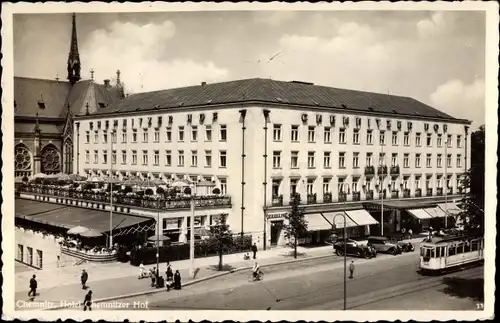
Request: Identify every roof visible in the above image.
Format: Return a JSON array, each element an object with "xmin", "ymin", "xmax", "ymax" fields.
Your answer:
[
  {"xmin": 15, "ymin": 122, "xmax": 63, "ymax": 134},
  {"xmin": 91, "ymin": 78, "xmax": 465, "ymax": 122},
  {"xmin": 15, "ymin": 198, "xmax": 153, "ymax": 234}
]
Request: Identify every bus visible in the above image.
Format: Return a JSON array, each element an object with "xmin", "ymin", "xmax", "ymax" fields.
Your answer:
[{"xmin": 419, "ymin": 235, "xmax": 484, "ymax": 274}]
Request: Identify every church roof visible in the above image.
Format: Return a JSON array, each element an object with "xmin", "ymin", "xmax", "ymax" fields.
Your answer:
[{"xmin": 92, "ymin": 78, "xmax": 467, "ymax": 122}]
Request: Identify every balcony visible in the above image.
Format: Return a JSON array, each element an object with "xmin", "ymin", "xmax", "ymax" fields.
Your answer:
[
  {"xmin": 415, "ymin": 188, "xmax": 422, "ymax": 198},
  {"xmin": 352, "ymin": 192, "xmax": 361, "ymax": 201},
  {"xmin": 426, "ymin": 188, "xmax": 433, "ymax": 197},
  {"xmin": 364, "ymin": 166, "xmax": 375, "ymax": 176},
  {"xmin": 288, "ymin": 193, "xmax": 301, "ymax": 205},
  {"xmin": 403, "ymin": 189, "xmax": 411, "ymax": 198},
  {"xmin": 437, "ymin": 187, "xmax": 443, "ymax": 196},
  {"xmin": 365, "ymin": 190, "xmax": 374, "ymax": 200},
  {"xmin": 271, "ymin": 195, "xmax": 283, "ymax": 206},
  {"xmin": 391, "ymin": 190, "xmax": 399, "ymax": 199},
  {"xmin": 377, "ymin": 165, "xmax": 388, "ymax": 176},
  {"xmin": 19, "ymin": 184, "xmax": 232, "ymax": 211},
  {"xmin": 390, "ymin": 165, "xmax": 400, "ymax": 175},
  {"xmin": 323, "ymin": 192, "xmax": 332, "ymax": 203},
  {"xmin": 307, "ymin": 193, "xmax": 317, "ymax": 204},
  {"xmin": 338, "ymin": 193, "xmax": 347, "ymax": 202}
]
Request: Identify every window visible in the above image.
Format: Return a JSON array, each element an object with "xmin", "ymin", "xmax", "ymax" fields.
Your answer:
[
  {"xmin": 103, "ymin": 150, "xmax": 108, "ymax": 164},
  {"xmin": 415, "ymin": 153, "xmax": 421, "ymax": 168},
  {"xmin": 457, "ymin": 154, "xmax": 462, "ymax": 168},
  {"xmin": 457, "ymin": 135, "xmax": 462, "ymax": 148},
  {"xmin": 94, "ymin": 131, "xmax": 99, "ymax": 143},
  {"xmin": 339, "ymin": 128, "xmax": 346, "ymax": 144},
  {"xmin": 219, "ymin": 150, "xmax": 227, "ymax": 167},
  {"xmin": 403, "ymin": 153, "xmax": 409, "ymax": 168},
  {"xmin": 308, "ymin": 126, "xmax": 316, "ymax": 142},
  {"xmin": 153, "ymin": 150, "xmax": 159, "ymax": 165},
  {"xmin": 353, "ymin": 152, "xmax": 359, "ymax": 168},
  {"xmin": 323, "ymin": 151, "xmax": 331, "ymax": 168},
  {"xmin": 353, "ymin": 129, "xmax": 360, "ymax": 145},
  {"xmin": 220, "ymin": 178, "xmax": 227, "ymax": 195},
  {"xmin": 154, "ymin": 128, "xmax": 160, "ymax": 142},
  {"xmin": 291, "ymin": 151, "xmax": 299, "ymax": 168},
  {"xmin": 205, "ymin": 150, "xmax": 212, "ymax": 167},
  {"xmin": 391, "ymin": 153, "xmax": 397, "ymax": 167},
  {"xmin": 178, "ymin": 150, "xmax": 185, "ymax": 166},
  {"xmin": 103, "ymin": 132, "xmax": 108, "ymax": 144},
  {"xmin": 165, "ymin": 150, "xmax": 172, "ymax": 166},
  {"xmin": 205, "ymin": 125, "xmax": 212, "ymax": 141},
  {"xmin": 142, "ymin": 129, "xmax": 148, "ymax": 143},
  {"xmin": 273, "ymin": 151, "xmax": 282, "ymax": 168},
  {"xmin": 366, "ymin": 153, "xmax": 373, "ymax": 167},
  {"xmin": 426, "ymin": 154, "xmax": 432, "ymax": 168},
  {"xmin": 290, "ymin": 179, "xmax": 298, "ymax": 195},
  {"xmin": 142, "ymin": 150, "xmax": 148, "ymax": 165},
  {"xmin": 112, "ymin": 150, "xmax": 117, "ymax": 165},
  {"xmin": 27, "ymin": 247, "xmax": 33, "ymax": 266},
  {"xmin": 166, "ymin": 127, "xmax": 172, "ymax": 142},
  {"xmin": 191, "ymin": 126, "xmax": 198, "ymax": 141},
  {"xmin": 437, "ymin": 154, "xmax": 442, "ymax": 168},
  {"xmin": 85, "ymin": 131, "xmax": 90, "ymax": 143},
  {"xmin": 426, "ymin": 133, "xmax": 432, "ymax": 147},
  {"xmin": 191, "ymin": 150, "xmax": 198, "ymax": 167},
  {"xmin": 339, "ymin": 152, "xmax": 346, "ymax": 169},
  {"xmin": 338, "ymin": 178, "xmax": 346, "ymax": 193},
  {"xmin": 415, "ymin": 132, "xmax": 421, "ymax": 147},
  {"xmin": 291, "ymin": 125, "xmax": 299, "ymax": 142},
  {"xmin": 306, "ymin": 178, "xmax": 314, "ymax": 194},
  {"xmin": 273, "ymin": 124, "xmax": 282, "ymax": 141},
  {"xmin": 426, "ymin": 176, "xmax": 432, "ymax": 189},
  {"xmin": 121, "ymin": 150, "xmax": 127, "ymax": 164},
  {"xmin": 415, "ymin": 176, "xmax": 421, "ymax": 189},
  {"xmin": 392, "ymin": 131, "xmax": 398, "ymax": 146},
  {"xmin": 111, "ymin": 131, "xmax": 117, "ymax": 144},
  {"xmin": 403, "ymin": 132, "xmax": 410, "ymax": 146},
  {"xmin": 379, "ymin": 131, "xmax": 386, "ymax": 145},
  {"xmin": 17, "ymin": 244, "xmax": 23, "ymax": 261},
  {"xmin": 323, "ymin": 178, "xmax": 330, "ymax": 193},
  {"xmin": 178, "ymin": 126, "xmax": 184, "ymax": 142},
  {"xmin": 447, "ymin": 134, "xmax": 452, "ymax": 148},
  {"xmin": 307, "ymin": 151, "xmax": 315, "ymax": 168},
  {"xmin": 272, "ymin": 179, "xmax": 281, "ymax": 196},
  {"xmin": 132, "ymin": 150, "xmax": 137, "ymax": 165},
  {"xmin": 379, "ymin": 152, "xmax": 386, "ymax": 166},
  {"xmin": 437, "ymin": 134, "xmax": 442, "ymax": 147},
  {"xmin": 122, "ymin": 130, "xmax": 127, "ymax": 143},
  {"xmin": 447, "ymin": 154, "xmax": 452, "ymax": 168},
  {"xmin": 220, "ymin": 125, "xmax": 227, "ymax": 141},
  {"xmin": 366, "ymin": 130, "xmax": 373, "ymax": 145},
  {"xmin": 85, "ymin": 150, "xmax": 90, "ymax": 163},
  {"xmin": 132, "ymin": 129, "xmax": 138, "ymax": 143},
  {"xmin": 352, "ymin": 179, "xmax": 359, "ymax": 192},
  {"xmin": 324, "ymin": 127, "xmax": 331, "ymax": 143}
]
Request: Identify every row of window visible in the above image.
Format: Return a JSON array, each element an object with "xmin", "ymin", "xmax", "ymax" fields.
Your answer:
[
  {"xmin": 85, "ymin": 125, "xmax": 227, "ymax": 144},
  {"xmin": 272, "ymin": 125, "xmax": 463, "ymax": 147},
  {"xmin": 85, "ymin": 149, "xmax": 227, "ymax": 168},
  {"xmin": 272, "ymin": 174, "xmax": 461, "ymax": 197},
  {"xmin": 272, "ymin": 151, "xmax": 463, "ymax": 169},
  {"xmin": 17, "ymin": 244, "xmax": 43, "ymax": 269}
]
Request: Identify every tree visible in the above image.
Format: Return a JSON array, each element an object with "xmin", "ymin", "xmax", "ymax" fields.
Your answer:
[
  {"xmin": 457, "ymin": 125, "xmax": 485, "ymax": 235},
  {"xmin": 283, "ymin": 194, "xmax": 308, "ymax": 259},
  {"xmin": 208, "ymin": 217, "xmax": 233, "ymax": 271}
]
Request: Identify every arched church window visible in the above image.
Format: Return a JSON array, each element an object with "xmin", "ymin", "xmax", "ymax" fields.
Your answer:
[
  {"xmin": 41, "ymin": 144, "xmax": 61, "ymax": 173},
  {"xmin": 15, "ymin": 144, "xmax": 32, "ymax": 172},
  {"xmin": 63, "ymin": 139, "xmax": 74, "ymax": 174}
]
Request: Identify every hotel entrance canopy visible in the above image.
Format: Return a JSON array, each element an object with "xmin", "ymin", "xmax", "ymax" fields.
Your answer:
[{"xmin": 305, "ymin": 210, "xmax": 378, "ymax": 231}]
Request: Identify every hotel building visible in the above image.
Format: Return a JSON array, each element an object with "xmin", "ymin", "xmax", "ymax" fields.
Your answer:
[{"xmin": 73, "ymin": 78, "xmax": 471, "ymax": 249}]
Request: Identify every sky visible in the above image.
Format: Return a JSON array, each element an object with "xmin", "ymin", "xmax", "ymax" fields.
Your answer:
[{"xmin": 14, "ymin": 10, "xmax": 486, "ymax": 128}]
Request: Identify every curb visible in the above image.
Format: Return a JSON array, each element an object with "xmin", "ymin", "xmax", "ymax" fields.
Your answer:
[{"xmin": 44, "ymin": 252, "xmax": 334, "ymax": 311}]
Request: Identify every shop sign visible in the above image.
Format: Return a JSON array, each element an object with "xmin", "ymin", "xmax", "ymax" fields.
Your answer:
[
  {"xmin": 165, "ymin": 218, "xmax": 179, "ymax": 230},
  {"xmin": 267, "ymin": 212, "xmax": 288, "ymax": 220}
]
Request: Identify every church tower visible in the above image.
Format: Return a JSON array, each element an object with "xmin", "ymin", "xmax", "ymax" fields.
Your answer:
[{"xmin": 67, "ymin": 13, "xmax": 81, "ymax": 85}]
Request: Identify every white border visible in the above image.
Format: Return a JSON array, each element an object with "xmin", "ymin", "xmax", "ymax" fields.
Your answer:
[{"xmin": 2, "ymin": 2, "xmax": 497, "ymax": 321}]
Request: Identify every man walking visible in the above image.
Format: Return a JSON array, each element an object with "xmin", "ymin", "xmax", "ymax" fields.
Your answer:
[
  {"xmin": 83, "ymin": 290, "xmax": 92, "ymax": 311},
  {"xmin": 81, "ymin": 269, "xmax": 88, "ymax": 290},
  {"xmin": 349, "ymin": 261, "xmax": 355, "ymax": 279},
  {"xmin": 28, "ymin": 274, "xmax": 37, "ymax": 299},
  {"xmin": 251, "ymin": 243, "xmax": 258, "ymax": 259}
]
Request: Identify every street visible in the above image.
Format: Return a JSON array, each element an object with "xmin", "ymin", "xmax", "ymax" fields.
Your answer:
[{"xmin": 87, "ymin": 250, "xmax": 483, "ymax": 311}]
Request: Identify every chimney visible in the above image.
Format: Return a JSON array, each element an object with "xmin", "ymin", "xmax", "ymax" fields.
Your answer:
[
  {"xmin": 104, "ymin": 79, "xmax": 110, "ymax": 88},
  {"xmin": 201, "ymin": 82, "xmax": 207, "ymax": 87}
]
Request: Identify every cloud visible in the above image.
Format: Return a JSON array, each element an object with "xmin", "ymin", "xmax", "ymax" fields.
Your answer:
[
  {"xmin": 417, "ymin": 12, "xmax": 456, "ymax": 39},
  {"xmin": 80, "ymin": 20, "xmax": 229, "ymax": 93},
  {"xmin": 430, "ymin": 79, "xmax": 485, "ymax": 127}
]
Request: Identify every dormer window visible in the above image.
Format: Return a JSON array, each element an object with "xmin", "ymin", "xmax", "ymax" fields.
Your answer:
[
  {"xmin": 37, "ymin": 100, "xmax": 46, "ymax": 109},
  {"xmin": 98, "ymin": 102, "xmax": 106, "ymax": 108}
]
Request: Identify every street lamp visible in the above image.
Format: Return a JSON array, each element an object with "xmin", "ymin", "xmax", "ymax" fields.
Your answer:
[
  {"xmin": 189, "ymin": 183, "xmax": 196, "ymax": 279},
  {"xmin": 331, "ymin": 212, "xmax": 348, "ymax": 311},
  {"xmin": 108, "ymin": 128, "xmax": 115, "ymax": 248},
  {"xmin": 375, "ymin": 177, "xmax": 385, "ymax": 236}
]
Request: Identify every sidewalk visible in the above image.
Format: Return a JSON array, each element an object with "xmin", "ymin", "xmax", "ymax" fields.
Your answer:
[{"xmin": 15, "ymin": 245, "xmax": 334, "ymax": 309}]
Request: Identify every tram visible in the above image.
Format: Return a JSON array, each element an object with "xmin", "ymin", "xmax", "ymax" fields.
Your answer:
[{"xmin": 419, "ymin": 235, "xmax": 484, "ymax": 274}]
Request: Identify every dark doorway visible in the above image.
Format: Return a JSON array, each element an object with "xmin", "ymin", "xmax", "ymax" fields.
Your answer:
[{"xmin": 270, "ymin": 220, "xmax": 283, "ymax": 246}]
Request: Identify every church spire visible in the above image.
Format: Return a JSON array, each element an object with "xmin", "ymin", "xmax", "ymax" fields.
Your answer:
[{"xmin": 67, "ymin": 13, "xmax": 81, "ymax": 85}]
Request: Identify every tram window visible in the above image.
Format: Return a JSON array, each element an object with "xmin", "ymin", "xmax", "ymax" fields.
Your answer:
[
  {"xmin": 449, "ymin": 245, "xmax": 456, "ymax": 256},
  {"xmin": 437, "ymin": 247, "xmax": 442, "ymax": 257},
  {"xmin": 430, "ymin": 248, "xmax": 435, "ymax": 258},
  {"xmin": 456, "ymin": 243, "xmax": 464, "ymax": 254},
  {"xmin": 471, "ymin": 241, "xmax": 478, "ymax": 251}
]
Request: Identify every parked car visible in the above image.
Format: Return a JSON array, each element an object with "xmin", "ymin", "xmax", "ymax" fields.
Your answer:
[
  {"xmin": 367, "ymin": 236, "xmax": 402, "ymax": 255},
  {"xmin": 333, "ymin": 239, "xmax": 377, "ymax": 259},
  {"xmin": 387, "ymin": 237, "xmax": 415, "ymax": 252}
]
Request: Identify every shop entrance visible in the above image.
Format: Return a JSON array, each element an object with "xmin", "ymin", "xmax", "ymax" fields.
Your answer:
[{"xmin": 270, "ymin": 220, "xmax": 283, "ymax": 246}]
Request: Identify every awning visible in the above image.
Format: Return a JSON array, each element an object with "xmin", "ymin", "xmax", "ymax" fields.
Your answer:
[
  {"xmin": 345, "ymin": 210, "xmax": 378, "ymax": 226},
  {"xmin": 437, "ymin": 203, "xmax": 461, "ymax": 216},
  {"xmin": 423, "ymin": 207, "xmax": 448, "ymax": 218},
  {"xmin": 408, "ymin": 208, "xmax": 434, "ymax": 220},
  {"xmin": 307, "ymin": 212, "xmax": 358, "ymax": 231}
]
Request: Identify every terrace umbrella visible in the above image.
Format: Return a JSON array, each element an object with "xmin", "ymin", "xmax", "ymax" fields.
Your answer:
[
  {"xmin": 147, "ymin": 235, "xmax": 171, "ymax": 242},
  {"xmin": 151, "ymin": 178, "xmax": 167, "ymax": 186},
  {"xmin": 87, "ymin": 176, "xmax": 104, "ymax": 183},
  {"xmin": 171, "ymin": 180, "xmax": 191, "ymax": 188},
  {"xmin": 15, "ymin": 176, "xmax": 24, "ymax": 184},
  {"xmin": 58, "ymin": 174, "xmax": 72, "ymax": 181},
  {"xmin": 104, "ymin": 176, "xmax": 122, "ymax": 184},
  {"xmin": 31, "ymin": 173, "xmax": 47, "ymax": 180},
  {"xmin": 67, "ymin": 226, "xmax": 102, "ymax": 237},
  {"xmin": 69, "ymin": 174, "xmax": 87, "ymax": 181},
  {"xmin": 122, "ymin": 178, "xmax": 142, "ymax": 186},
  {"xmin": 48, "ymin": 172, "xmax": 64, "ymax": 179}
]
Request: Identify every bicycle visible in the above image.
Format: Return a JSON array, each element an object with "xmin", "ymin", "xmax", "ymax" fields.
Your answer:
[{"xmin": 248, "ymin": 270, "xmax": 264, "ymax": 282}]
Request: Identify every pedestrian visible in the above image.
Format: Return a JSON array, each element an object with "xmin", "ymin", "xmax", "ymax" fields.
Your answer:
[
  {"xmin": 251, "ymin": 243, "xmax": 258, "ymax": 259},
  {"xmin": 174, "ymin": 270, "xmax": 182, "ymax": 290},
  {"xmin": 349, "ymin": 261, "xmax": 355, "ymax": 279},
  {"xmin": 83, "ymin": 290, "xmax": 92, "ymax": 311},
  {"xmin": 408, "ymin": 228, "xmax": 413, "ymax": 238},
  {"xmin": 28, "ymin": 274, "xmax": 37, "ymax": 299},
  {"xmin": 166, "ymin": 262, "xmax": 173, "ymax": 282},
  {"xmin": 150, "ymin": 267, "xmax": 157, "ymax": 287},
  {"xmin": 81, "ymin": 269, "xmax": 88, "ymax": 290}
]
